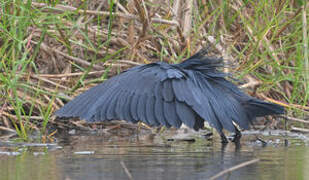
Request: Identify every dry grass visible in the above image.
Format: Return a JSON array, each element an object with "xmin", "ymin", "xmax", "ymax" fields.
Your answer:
[{"xmin": 0, "ymin": 0, "xmax": 308, "ymax": 141}]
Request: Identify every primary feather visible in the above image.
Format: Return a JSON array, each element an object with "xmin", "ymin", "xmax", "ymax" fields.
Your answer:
[{"xmin": 55, "ymin": 49, "xmax": 285, "ymax": 135}]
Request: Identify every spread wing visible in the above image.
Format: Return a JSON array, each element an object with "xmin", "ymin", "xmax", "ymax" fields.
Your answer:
[
  {"xmin": 55, "ymin": 62, "xmax": 204, "ymax": 130},
  {"xmin": 56, "ymin": 52, "xmax": 284, "ymax": 133},
  {"xmin": 172, "ymin": 70, "xmax": 249, "ymax": 133},
  {"xmin": 172, "ymin": 54, "xmax": 284, "ymax": 133}
]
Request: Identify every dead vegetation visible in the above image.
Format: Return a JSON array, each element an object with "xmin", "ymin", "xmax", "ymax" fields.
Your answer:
[{"xmin": 0, "ymin": 0, "xmax": 308, "ymax": 141}]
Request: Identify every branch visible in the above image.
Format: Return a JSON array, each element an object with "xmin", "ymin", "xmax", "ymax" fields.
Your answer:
[{"xmin": 209, "ymin": 159, "xmax": 260, "ymax": 180}]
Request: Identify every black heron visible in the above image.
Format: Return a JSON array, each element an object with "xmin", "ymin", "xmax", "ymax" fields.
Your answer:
[{"xmin": 55, "ymin": 49, "xmax": 285, "ymax": 143}]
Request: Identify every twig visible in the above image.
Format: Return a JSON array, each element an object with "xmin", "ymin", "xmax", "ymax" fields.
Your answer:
[
  {"xmin": 0, "ymin": 133, "xmax": 17, "ymax": 140},
  {"xmin": 256, "ymin": 136, "xmax": 267, "ymax": 146},
  {"xmin": 31, "ymin": 41, "xmax": 104, "ymax": 70},
  {"xmin": 31, "ymin": 2, "xmax": 179, "ymax": 26},
  {"xmin": 280, "ymin": 115, "xmax": 309, "ymax": 124},
  {"xmin": 291, "ymin": 126, "xmax": 309, "ymax": 133},
  {"xmin": 259, "ymin": 93, "xmax": 309, "ymax": 110},
  {"xmin": 31, "ymin": 74, "xmax": 69, "ymax": 90},
  {"xmin": 120, "ymin": 161, "xmax": 134, "ymax": 180},
  {"xmin": 103, "ymin": 63, "xmax": 132, "ymax": 68},
  {"xmin": 31, "ymin": 71, "xmax": 106, "ymax": 78},
  {"xmin": 0, "ymin": 126, "xmax": 17, "ymax": 133},
  {"xmin": 209, "ymin": 159, "xmax": 260, "ymax": 180},
  {"xmin": 2, "ymin": 112, "xmax": 44, "ymax": 121},
  {"xmin": 43, "ymin": 94, "xmax": 60, "ymax": 110},
  {"xmin": 116, "ymin": 60, "xmax": 142, "ymax": 66},
  {"xmin": 2, "ymin": 116, "xmax": 12, "ymax": 128},
  {"xmin": 70, "ymin": 121, "xmax": 92, "ymax": 131},
  {"xmin": 239, "ymin": 75, "xmax": 261, "ymax": 89},
  {"xmin": 2, "ymin": 112, "xmax": 39, "ymax": 130},
  {"xmin": 16, "ymin": 89, "xmax": 48, "ymax": 108}
]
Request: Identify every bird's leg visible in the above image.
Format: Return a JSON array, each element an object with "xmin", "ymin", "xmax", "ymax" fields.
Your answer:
[
  {"xmin": 219, "ymin": 131, "xmax": 228, "ymax": 144},
  {"xmin": 231, "ymin": 125, "xmax": 242, "ymax": 143}
]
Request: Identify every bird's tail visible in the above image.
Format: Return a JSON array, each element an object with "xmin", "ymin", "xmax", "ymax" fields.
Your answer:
[{"xmin": 244, "ymin": 99, "xmax": 285, "ymax": 119}]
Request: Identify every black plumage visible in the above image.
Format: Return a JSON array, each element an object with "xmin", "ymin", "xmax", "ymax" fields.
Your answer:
[{"xmin": 55, "ymin": 49, "xmax": 285, "ymax": 143}]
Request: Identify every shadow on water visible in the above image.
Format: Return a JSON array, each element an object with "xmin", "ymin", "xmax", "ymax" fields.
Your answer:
[{"xmin": 0, "ymin": 129, "xmax": 309, "ymax": 180}]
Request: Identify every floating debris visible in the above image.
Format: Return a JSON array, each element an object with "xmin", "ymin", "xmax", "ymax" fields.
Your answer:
[
  {"xmin": 73, "ymin": 151, "xmax": 95, "ymax": 155},
  {"xmin": 0, "ymin": 151, "xmax": 20, "ymax": 156}
]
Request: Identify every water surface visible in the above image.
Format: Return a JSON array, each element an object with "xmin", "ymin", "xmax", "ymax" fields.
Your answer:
[{"xmin": 0, "ymin": 130, "xmax": 308, "ymax": 180}]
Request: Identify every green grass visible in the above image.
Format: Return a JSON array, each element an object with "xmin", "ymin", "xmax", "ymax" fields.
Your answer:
[{"xmin": 0, "ymin": 0, "xmax": 308, "ymax": 141}]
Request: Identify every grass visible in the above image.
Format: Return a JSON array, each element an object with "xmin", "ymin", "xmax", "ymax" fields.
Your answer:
[{"xmin": 0, "ymin": 0, "xmax": 308, "ymax": 141}]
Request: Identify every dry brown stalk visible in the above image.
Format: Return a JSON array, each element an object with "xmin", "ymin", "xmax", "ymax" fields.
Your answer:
[
  {"xmin": 16, "ymin": 89, "xmax": 47, "ymax": 108},
  {"xmin": 2, "ymin": 112, "xmax": 39, "ymax": 130},
  {"xmin": 134, "ymin": 0, "xmax": 149, "ymax": 37},
  {"xmin": 31, "ymin": 41, "xmax": 104, "ymax": 70},
  {"xmin": 116, "ymin": 0, "xmax": 130, "ymax": 14},
  {"xmin": 281, "ymin": 115, "xmax": 309, "ymax": 124},
  {"xmin": 209, "ymin": 159, "xmax": 260, "ymax": 180},
  {"xmin": 259, "ymin": 94, "xmax": 309, "ymax": 111},
  {"xmin": 0, "ymin": 126, "xmax": 16, "ymax": 133},
  {"xmin": 43, "ymin": 94, "xmax": 60, "ymax": 110},
  {"xmin": 31, "ymin": 2, "xmax": 179, "ymax": 26},
  {"xmin": 183, "ymin": 0, "xmax": 193, "ymax": 39},
  {"xmin": 172, "ymin": 0, "xmax": 181, "ymax": 22},
  {"xmin": 127, "ymin": 0, "xmax": 135, "ymax": 47},
  {"xmin": 120, "ymin": 161, "xmax": 134, "ymax": 180},
  {"xmin": 31, "ymin": 74, "xmax": 69, "ymax": 90},
  {"xmin": 2, "ymin": 116, "xmax": 12, "ymax": 129},
  {"xmin": 291, "ymin": 126, "xmax": 309, "ymax": 133},
  {"xmin": 239, "ymin": 75, "xmax": 261, "ymax": 89},
  {"xmin": 30, "ymin": 71, "xmax": 106, "ymax": 78}
]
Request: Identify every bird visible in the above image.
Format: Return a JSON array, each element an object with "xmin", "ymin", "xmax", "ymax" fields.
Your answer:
[{"xmin": 55, "ymin": 49, "xmax": 285, "ymax": 143}]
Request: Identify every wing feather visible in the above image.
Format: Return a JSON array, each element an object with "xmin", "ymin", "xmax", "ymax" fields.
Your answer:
[
  {"xmin": 162, "ymin": 80, "xmax": 174, "ymax": 102},
  {"xmin": 195, "ymin": 73, "xmax": 235, "ymax": 132},
  {"xmin": 145, "ymin": 95, "xmax": 160, "ymax": 126},
  {"xmin": 137, "ymin": 94, "xmax": 149, "ymax": 124},
  {"xmin": 163, "ymin": 101, "xmax": 182, "ymax": 128},
  {"xmin": 130, "ymin": 93, "xmax": 140, "ymax": 122},
  {"xmin": 106, "ymin": 89, "xmax": 122, "ymax": 120},
  {"xmin": 172, "ymin": 71, "xmax": 224, "ymax": 132},
  {"xmin": 154, "ymin": 95, "xmax": 171, "ymax": 128},
  {"xmin": 209, "ymin": 80, "xmax": 250, "ymax": 129},
  {"xmin": 115, "ymin": 90, "xmax": 127, "ymax": 120},
  {"xmin": 91, "ymin": 84, "xmax": 120, "ymax": 122},
  {"xmin": 175, "ymin": 102, "xmax": 195, "ymax": 129},
  {"xmin": 123, "ymin": 92, "xmax": 138, "ymax": 123}
]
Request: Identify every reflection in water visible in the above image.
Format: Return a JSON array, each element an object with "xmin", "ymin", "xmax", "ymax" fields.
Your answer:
[
  {"xmin": 58, "ymin": 149, "xmax": 257, "ymax": 180},
  {"xmin": 0, "ymin": 151, "xmax": 61, "ymax": 180},
  {"xmin": 0, "ymin": 132, "xmax": 308, "ymax": 180}
]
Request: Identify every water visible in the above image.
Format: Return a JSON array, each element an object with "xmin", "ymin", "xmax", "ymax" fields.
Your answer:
[{"xmin": 0, "ymin": 130, "xmax": 308, "ymax": 180}]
